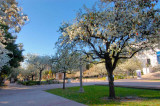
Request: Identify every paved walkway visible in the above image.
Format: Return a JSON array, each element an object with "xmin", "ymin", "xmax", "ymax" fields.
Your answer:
[
  {"xmin": 0, "ymin": 82, "xmax": 105, "ymax": 106},
  {"xmin": 0, "ymin": 79, "xmax": 160, "ymax": 106}
]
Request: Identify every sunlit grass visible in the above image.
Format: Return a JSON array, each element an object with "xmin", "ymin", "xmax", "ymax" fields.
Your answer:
[{"xmin": 46, "ymin": 85, "xmax": 160, "ymax": 106}]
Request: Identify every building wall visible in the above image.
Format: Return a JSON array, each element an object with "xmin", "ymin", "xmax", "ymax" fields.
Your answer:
[
  {"xmin": 136, "ymin": 49, "xmax": 160, "ymax": 74},
  {"xmin": 56, "ymin": 73, "xmax": 64, "ymax": 80},
  {"xmin": 136, "ymin": 49, "xmax": 160, "ymax": 68}
]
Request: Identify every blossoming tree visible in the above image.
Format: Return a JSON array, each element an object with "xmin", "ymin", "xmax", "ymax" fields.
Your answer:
[
  {"xmin": 59, "ymin": 0, "xmax": 160, "ymax": 99},
  {"xmin": 26, "ymin": 54, "xmax": 50, "ymax": 84},
  {"xmin": 55, "ymin": 48, "xmax": 80, "ymax": 89},
  {"xmin": 0, "ymin": 43, "xmax": 10, "ymax": 71},
  {"xmin": 0, "ymin": 0, "xmax": 28, "ymax": 33},
  {"xmin": 0, "ymin": 0, "xmax": 28, "ymax": 71}
]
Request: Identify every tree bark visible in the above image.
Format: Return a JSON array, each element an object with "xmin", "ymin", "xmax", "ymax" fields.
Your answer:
[
  {"xmin": 0, "ymin": 73, "xmax": 2, "ymax": 85},
  {"xmin": 105, "ymin": 59, "xmax": 116, "ymax": 99},
  {"xmin": 54, "ymin": 73, "xmax": 56, "ymax": 79},
  {"xmin": 32, "ymin": 75, "xmax": 34, "ymax": 81},
  {"xmin": 132, "ymin": 71, "xmax": 134, "ymax": 78},
  {"xmin": 0, "ymin": 77, "xmax": 3, "ymax": 86},
  {"xmin": 63, "ymin": 72, "xmax": 66, "ymax": 89},
  {"xmin": 107, "ymin": 71, "xmax": 115, "ymax": 99},
  {"xmin": 39, "ymin": 70, "xmax": 42, "ymax": 85},
  {"xmin": 51, "ymin": 72, "xmax": 53, "ymax": 79}
]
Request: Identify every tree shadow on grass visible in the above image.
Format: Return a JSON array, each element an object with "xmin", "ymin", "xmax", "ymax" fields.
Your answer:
[
  {"xmin": 90, "ymin": 86, "xmax": 160, "ymax": 105},
  {"xmin": 85, "ymin": 94, "xmax": 160, "ymax": 106}
]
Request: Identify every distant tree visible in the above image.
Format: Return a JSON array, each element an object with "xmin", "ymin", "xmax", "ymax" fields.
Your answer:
[
  {"xmin": 118, "ymin": 58, "xmax": 142, "ymax": 78},
  {"xmin": 18, "ymin": 68, "xmax": 31, "ymax": 81},
  {"xmin": 26, "ymin": 54, "xmax": 50, "ymax": 84},
  {"xmin": 84, "ymin": 63, "xmax": 107, "ymax": 77},
  {"xmin": 58, "ymin": 0, "xmax": 160, "ymax": 98},
  {"xmin": 55, "ymin": 48, "xmax": 80, "ymax": 89},
  {"xmin": 26, "ymin": 64, "xmax": 38, "ymax": 81},
  {"xmin": 48, "ymin": 56, "xmax": 59, "ymax": 79},
  {"xmin": 42, "ymin": 70, "xmax": 49, "ymax": 80},
  {"xmin": 8, "ymin": 68, "xmax": 20, "ymax": 82}
]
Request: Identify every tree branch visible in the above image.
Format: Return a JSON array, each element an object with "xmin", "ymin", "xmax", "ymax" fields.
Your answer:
[
  {"xmin": 119, "ymin": 47, "xmax": 144, "ymax": 59},
  {"xmin": 87, "ymin": 39, "xmax": 104, "ymax": 58}
]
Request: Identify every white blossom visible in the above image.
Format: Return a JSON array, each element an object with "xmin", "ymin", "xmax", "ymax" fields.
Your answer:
[
  {"xmin": 0, "ymin": 0, "xmax": 28, "ymax": 71},
  {"xmin": 0, "ymin": 42, "xmax": 10, "ymax": 72}
]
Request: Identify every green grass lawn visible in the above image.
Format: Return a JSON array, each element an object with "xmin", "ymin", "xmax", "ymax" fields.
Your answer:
[{"xmin": 46, "ymin": 85, "xmax": 160, "ymax": 106}]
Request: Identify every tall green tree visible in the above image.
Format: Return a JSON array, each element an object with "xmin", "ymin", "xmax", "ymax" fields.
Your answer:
[
  {"xmin": 58, "ymin": 0, "xmax": 160, "ymax": 99},
  {"xmin": 0, "ymin": 25, "xmax": 24, "ymax": 84},
  {"xmin": 4, "ymin": 27, "xmax": 24, "ymax": 68}
]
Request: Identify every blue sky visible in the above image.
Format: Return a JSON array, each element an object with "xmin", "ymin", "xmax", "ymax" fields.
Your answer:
[
  {"xmin": 16, "ymin": 0, "xmax": 160, "ymax": 56},
  {"xmin": 16, "ymin": 0, "xmax": 98, "ymax": 56}
]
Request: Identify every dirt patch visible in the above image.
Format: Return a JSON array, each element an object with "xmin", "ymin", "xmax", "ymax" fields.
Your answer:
[{"xmin": 101, "ymin": 96, "xmax": 145, "ymax": 102}]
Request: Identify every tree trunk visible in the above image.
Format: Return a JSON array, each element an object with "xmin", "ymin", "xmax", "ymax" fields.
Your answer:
[
  {"xmin": 32, "ymin": 75, "xmax": 34, "ymax": 81},
  {"xmin": 39, "ymin": 70, "xmax": 42, "ymax": 85},
  {"xmin": 51, "ymin": 72, "xmax": 53, "ymax": 79},
  {"xmin": 105, "ymin": 59, "xmax": 116, "ymax": 99},
  {"xmin": 0, "ymin": 73, "xmax": 2, "ymax": 85},
  {"xmin": 108, "ymin": 71, "xmax": 115, "ymax": 99},
  {"xmin": 63, "ymin": 72, "xmax": 66, "ymax": 89},
  {"xmin": 0, "ymin": 77, "xmax": 3, "ymax": 86},
  {"xmin": 132, "ymin": 71, "xmax": 134, "ymax": 78},
  {"xmin": 54, "ymin": 73, "xmax": 56, "ymax": 79}
]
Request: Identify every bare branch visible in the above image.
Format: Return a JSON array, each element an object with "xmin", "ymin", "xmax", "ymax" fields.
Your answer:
[
  {"xmin": 87, "ymin": 39, "xmax": 104, "ymax": 58},
  {"xmin": 119, "ymin": 48, "xmax": 144, "ymax": 59}
]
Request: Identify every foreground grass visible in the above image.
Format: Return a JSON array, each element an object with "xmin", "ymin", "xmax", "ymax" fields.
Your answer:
[{"xmin": 46, "ymin": 85, "xmax": 160, "ymax": 106}]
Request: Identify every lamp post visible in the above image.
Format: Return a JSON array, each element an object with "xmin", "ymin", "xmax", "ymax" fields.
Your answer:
[{"xmin": 79, "ymin": 57, "xmax": 84, "ymax": 93}]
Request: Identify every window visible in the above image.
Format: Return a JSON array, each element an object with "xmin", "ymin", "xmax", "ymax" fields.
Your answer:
[{"xmin": 147, "ymin": 59, "xmax": 151, "ymax": 65}]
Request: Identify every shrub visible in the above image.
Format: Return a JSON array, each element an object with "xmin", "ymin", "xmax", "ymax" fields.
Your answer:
[
  {"xmin": 17, "ymin": 79, "xmax": 60, "ymax": 86},
  {"xmin": 17, "ymin": 80, "xmax": 39, "ymax": 86}
]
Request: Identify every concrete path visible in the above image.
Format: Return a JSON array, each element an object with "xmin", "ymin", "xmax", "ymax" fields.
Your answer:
[
  {"xmin": 0, "ymin": 82, "xmax": 106, "ymax": 106},
  {"xmin": 0, "ymin": 79, "xmax": 160, "ymax": 106},
  {"xmin": 0, "ymin": 90, "xmax": 85, "ymax": 106}
]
